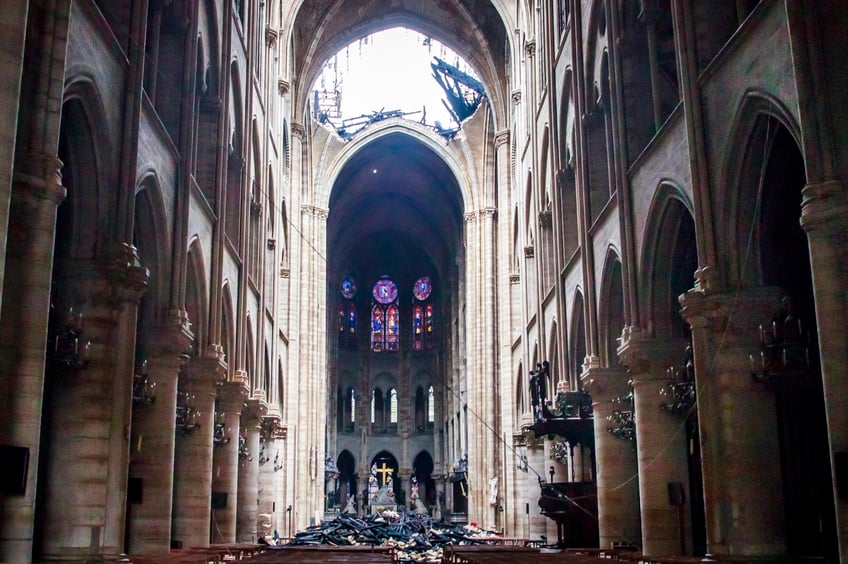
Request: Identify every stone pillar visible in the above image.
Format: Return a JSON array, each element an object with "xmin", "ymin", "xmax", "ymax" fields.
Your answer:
[
  {"xmin": 172, "ymin": 353, "xmax": 226, "ymax": 548},
  {"xmin": 680, "ymin": 287, "xmax": 786, "ymax": 556},
  {"xmin": 619, "ymin": 333, "xmax": 691, "ymax": 556},
  {"xmin": 0, "ymin": 2, "xmax": 28, "ymax": 309},
  {"xmin": 104, "ymin": 249, "xmax": 150, "ymax": 557},
  {"xmin": 464, "ymin": 207, "xmax": 498, "ymax": 529},
  {"xmin": 293, "ymin": 198, "xmax": 328, "ymax": 529},
  {"xmin": 210, "ymin": 376, "xmax": 249, "ymax": 544},
  {"xmin": 237, "ymin": 398, "xmax": 265, "ymax": 542},
  {"xmin": 583, "ymin": 366, "xmax": 641, "ymax": 549},
  {"xmin": 800, "ymin": 180, "xmax": 848, "ymax": 561},
  {"xmin": 127, "ymin": 320, "xmax": 191, "ymax": 554},
  {"xmin": 258, "ymin": 415, "xmax": 282, "ymax": 534},
  {"xmin": 37, "ymin": 259, "xmax": 145, "ymax": 561},
  {"xmin": 0, "ymin": 154, "xmax": 65, "ymax": 563}
]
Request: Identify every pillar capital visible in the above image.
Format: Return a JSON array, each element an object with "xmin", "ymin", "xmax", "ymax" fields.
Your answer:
[
  {"xmin": 110, "ymin": 243, "xmax": 150, "ymax": 304},
  {"xmin": 494, "ymin": 129, "xmax": 510, "ymax": 148},
  {"xmin": 243, "ymin": 397, "xmax": 268, "ymax": 424},
  {"xmin": 217, "ymin": 379, "xmax": 250, "ymax": 414},
  {"xmin": 679, "ymin": 286, "xmax": 785, "ymax": 339},
  {"xmin": 580, "ymin": 366, "xmax": 629, "ymax": 403},
  {"xmin": 801, "ymin": 179, "xmax": 848, "ymax": 241},
  {"xmin": 261, "ymin": 413, "xmax": 285, "ymax": 440},
  {"xmin": 617, "ymin": 328, "xmax": 688, "ymax": 382},
  {"xmin": 277, "ymin": 78, "xmax": 290, "ymax": 96},
  {"xmin": 148, "ymin": 315, "xmax": 194, "ymax": 361},
  {"xmin": 14, "ymin": 152, "xmax": 66, "ymax": 205},
  {"xmin": 183, "ymin": 353, "xmax": 227, "ymax": 390}
]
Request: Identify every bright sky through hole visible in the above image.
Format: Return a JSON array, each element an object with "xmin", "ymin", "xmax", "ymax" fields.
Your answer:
[{"xmin": 313, "ymin": 28, "xmax": 480, "ymax": 130}]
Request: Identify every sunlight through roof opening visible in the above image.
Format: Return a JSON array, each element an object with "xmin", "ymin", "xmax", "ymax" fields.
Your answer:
[{"xmin": 311, "ymin": 27, "xmax": 485, "ymax": 140}]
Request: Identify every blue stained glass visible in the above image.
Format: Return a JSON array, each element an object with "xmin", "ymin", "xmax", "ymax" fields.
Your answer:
[
  {"xmin": 372, "ymin": 277, "xmax": 397, "ymax": 304},
  {"xmin": 413, "ymin": 276, "xmax": 432, "ymax": 301},
  {"xmin": 341, "ymin": 276, "xmax": 357, "ymax": 298}
]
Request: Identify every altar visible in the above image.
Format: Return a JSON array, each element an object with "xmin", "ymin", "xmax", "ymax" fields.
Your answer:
[{"xmin": 368, "ymin": 462, "xmax": 398, "ymax": 515}]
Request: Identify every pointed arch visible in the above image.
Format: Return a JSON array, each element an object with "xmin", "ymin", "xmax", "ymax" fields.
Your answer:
[
  {"xmin": 598, "ymin": 248, "xmax": 624, "ymax": 368},
  {"xmin": 60, "ymin": 75, "xmax": 115, "ymax": 261},
  {"xmin": 640, "ymin": 183, "xmax": 696, "ymax": 339},
  {"xmin": 221, "ymin": 282, "xmax": 235, "ymax": 376},
  {"xmin": 569, "ymin": 290, "xmax": 587, "ymax": 385},
  {"xmin": 718, "ymin": 90, "xmax": 803, "ymax": 287},
  {"xmin": 185, "ymin": 238, "xmax": 208, "ymax": 353},
  {"xmin": 133, "ymin": 174, "xmax": 171, "ymax": 329},
  {"xmin": 515, "ymin": 362, "xmax": 526, "ymax": 426}
]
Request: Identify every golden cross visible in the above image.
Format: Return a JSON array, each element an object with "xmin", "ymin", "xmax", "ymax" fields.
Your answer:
[{"xmin": 375, "ymin": 462, "xmax": 393, "ymax": 486}]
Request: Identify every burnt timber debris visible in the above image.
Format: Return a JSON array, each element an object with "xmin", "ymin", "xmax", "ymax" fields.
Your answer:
[
  {"xmin": 429, "ymin": 56, "xmax": 485, "ymax": 125},
  {"xmin": 316, "ymin": 57, "xmax": 485, "ymax": 141},
  {"xmin": 272, "ymin": 510, "xmax": 501, "ymax": 562}
]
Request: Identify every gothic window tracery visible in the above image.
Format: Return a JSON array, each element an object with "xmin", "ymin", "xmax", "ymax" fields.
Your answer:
[
  {"xmin": 371, "ymin": 276, "xmax": 398, "ymax": 352},
  {"xmin": 338, "ymin": 276, "xmax": 357, "ymax": 349},
  {"xmin": 412, "ymin": 276, "xmax": 434, "ymax": 350}
]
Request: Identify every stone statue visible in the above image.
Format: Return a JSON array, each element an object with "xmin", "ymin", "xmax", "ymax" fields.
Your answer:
[{"xmin": 343, "ymin": 494, "xmax": 356, "ymax": 514}]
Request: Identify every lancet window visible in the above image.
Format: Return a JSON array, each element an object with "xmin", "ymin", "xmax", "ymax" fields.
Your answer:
[
  {"xmin": 338, "ymin": 276, "xmax": 357, "ymax": 349},
  {"xmin": 412, "ymin": 276, "xmax": 434, "ymax": 350},
  {"xmin": 371, "ymin": 276, "xmax": 399, "ymax": 352}
]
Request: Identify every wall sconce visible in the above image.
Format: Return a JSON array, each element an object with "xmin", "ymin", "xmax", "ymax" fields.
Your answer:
[
  {"xmin": 213, "ymin": 412, "xmax": 230, "ymax": 447},
  {"xmin": 606, "ymin": 379, "xmax": 635, "ymax": 441},
  {"xmin": 49, "ymin": 305, "xmax": 90, "ymax": 371},
  {"xmin": 132, "ymin": 360, "xmax": 157, "ymax": 407},
  {"xmin": 238, "ymin": 434, "xmax": 252, "ymax": 461},
  {"xmin": 273, "ymin": 450, "xmax": 283, "ymax": 472},
  {"xmin": 659, "ymin": 345, "xmax": 695, "ymax": 417},
  {"xmin": 258, "ymin": 437, "xmax": 270, "ymax": 466},
  {"xmin": 750, "ymin": 296, "xmax": 810, "ymax": 383},
  {"xmin": 175, "ymin": 391, "xmax": 200, "ymax": 434}
]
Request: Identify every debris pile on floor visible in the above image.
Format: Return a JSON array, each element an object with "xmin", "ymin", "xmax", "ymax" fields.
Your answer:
[{"xmin": 283, "ymin": 511, "xmax": 501, "ymax": 562}]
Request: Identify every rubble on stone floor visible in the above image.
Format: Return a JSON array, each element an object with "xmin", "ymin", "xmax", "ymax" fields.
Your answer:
[{"xmin": 278, "ymin": 511, "xmax": 501, "ymax": 562}]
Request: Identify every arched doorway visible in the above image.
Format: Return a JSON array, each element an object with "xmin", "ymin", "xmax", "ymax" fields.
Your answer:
[
  {"xmin": 412, "ymin": 451, "xmax": 435, "ymax": 505},
  {"xmin": 336, "ymin": 450, "xmax": 357, "ymax": 510}
]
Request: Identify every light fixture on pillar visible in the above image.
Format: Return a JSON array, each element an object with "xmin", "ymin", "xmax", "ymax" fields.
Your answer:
[
  {"xmin": 324, "ymin": 455, "xmax": 340, "ymax": 482},
  {"xmin": 273, "ymin": 450, "xmax": 283, "ymax": 472},
  {"xmin": 175, "ymin": 391, "xmax": 200, "ymax": 434},
  {"xmin": 659, "ymin": 345, "xmax": 696, "ymax": 417},
  {"xmin": 606, "ymin": 379, "xmax": 635, "ymax": 441},
  {"xmin": 132, "ymin": 360, "xmax": 157, "ymax": 406},
  {"xmin": 48, "ymin": 304, "xmax": 90, "ymax": 371},
  {"xmin": 238, "ymin": 433, "xmax": 252, "ymax": 461},
  {"xmin": 750, "ymin": 295, "xmax": 811, "ymax": 383},
  {"xmin": 213, "ymin": 412, "xmax": 230, "ymax": 446},
  {"xmin": 258, "ymin": 437, "xmax": 269, "ymax": 466},
  {"xmin": 551, "ymin": 441, "xmax": 569, "ymax": 465}
]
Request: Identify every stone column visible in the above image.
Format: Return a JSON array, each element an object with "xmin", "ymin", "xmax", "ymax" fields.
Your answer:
[
  {"xmin": 258, "ymin": 415, "xmax": 282, "ymax": 535},
  {"xmin": 680, "ymin": 287, "xmax": 786, "ymax": 557},
  {"xmin": 127, "ymin": 320, "xmax": 191, "ymax": 554},
  {"xmin": 800, "ymin": 180, "xmax": 848, "ymax": 561},
  {"xmin": 172, "ymin": 353, "xmax": 226, "ymax": 548},
  {"xmin": 0, "ymin": 1, "xmax": 28, "ymax": 309},
  {"xmin": 583, "ymin": 366, "xmax": 641, "ymax": 549},
  {"xmin": 104, "ymin": 248, "xmax": 150, "ymax": 557},
  {"xmin": 293, "ymin": 199, "xmax": 328, "ymax": 529},
  {"xmin": 210, "ymin": 376, "xmax": 249, "ymax": 544},
  {"xmin": 237, "ymin": 398, "xmax": 266, "ymax": 542},
  {"xmin": 0, "ymin": 154, "xmax": 65, "ymax": 563},
  {"xmin": 38, "ymin": 261, "xmax": 144, "ymax": 561},
  {"xmin": 619, "ymin": 333, "xmax": 691, "ymax": 556}
]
